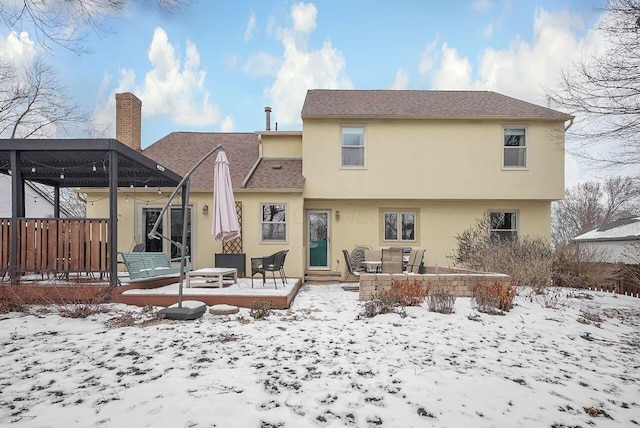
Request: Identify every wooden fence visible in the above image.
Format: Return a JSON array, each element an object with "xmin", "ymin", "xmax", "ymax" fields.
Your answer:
[
  {"xmin": 1, "ymin": 218, "xmax": 110, "ymax": 279},
  {"xmin": 583, "ymin": 265, "xmax": 640, "ymax": 298}
]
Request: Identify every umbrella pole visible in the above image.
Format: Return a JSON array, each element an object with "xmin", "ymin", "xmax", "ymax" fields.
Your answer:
[
  {"xmin": 177, "ymin": 180, "xmax": 190, "ymax": 307},
  {"xmin": 148, "ymin": 144, "xmax": 223, "ymax": 245}
]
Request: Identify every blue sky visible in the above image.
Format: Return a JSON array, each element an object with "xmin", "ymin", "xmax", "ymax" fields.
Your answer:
[{"xmin": 0, "ymin": 0, "xmax": 609, "ymax": 184}]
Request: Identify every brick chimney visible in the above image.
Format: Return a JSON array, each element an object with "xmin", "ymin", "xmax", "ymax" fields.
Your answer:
[
  {"xmin": 116, "ymin": 92, "xmax": 142, "ymax": 151},
  {"xmin": 265, "ymin": 106, "xmax": 272, "ymax": 131}
]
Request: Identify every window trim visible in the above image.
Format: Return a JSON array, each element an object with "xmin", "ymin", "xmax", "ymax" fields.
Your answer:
[
  {"xmin": 340, "ymin": 125, "xmax": 366, "ymax": 169},
  {"xmin": 381, "ymin": 209, "xmax": 418, "ymax": 243},
  {"xmin": 260, "ymin": 203, "xmax": 288, "ymax": 244},
  {"xmin": 502, "ymin": 126, "xmax": 528, "ymax": 170},
  {"xmin": 488, "ymin": 210, "xmax": 518, "ymax": 241}
]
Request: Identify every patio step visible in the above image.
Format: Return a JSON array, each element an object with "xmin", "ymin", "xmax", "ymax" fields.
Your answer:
[{"xmin": 304, "ymin": 270, "xmax": 342, "ymax": 284}]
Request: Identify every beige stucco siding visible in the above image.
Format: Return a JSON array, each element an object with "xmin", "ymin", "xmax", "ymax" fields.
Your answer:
[
  {"xmin": 307, "ymin": 199, "xmax": 552, "ymax": 270},
  {"xmin": 260, "ymin": 132, "xmax": 303, "ymax": 158},
  {"xmin": 85, "ymin": 190, "xmax": 306, "ymax": 278},
  {"xmin": 302, "ymin": 119, "xmax": 565, "ymax": 201}
]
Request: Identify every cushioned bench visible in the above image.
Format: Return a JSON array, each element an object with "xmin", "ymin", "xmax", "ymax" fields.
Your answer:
[{"xmin": 119, "ymin": 252, "xmax": 190, "ymax": 280}]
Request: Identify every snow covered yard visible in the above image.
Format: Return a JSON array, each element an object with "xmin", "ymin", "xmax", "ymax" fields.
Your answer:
[{"xmin": 1, "ymin": 284, "xmax": 639, "ymax": 427}]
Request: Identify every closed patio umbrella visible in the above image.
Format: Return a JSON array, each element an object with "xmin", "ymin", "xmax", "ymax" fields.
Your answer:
[{"xmin": 212, "ymin": 151, "xmax": 240, "ymax": 242}]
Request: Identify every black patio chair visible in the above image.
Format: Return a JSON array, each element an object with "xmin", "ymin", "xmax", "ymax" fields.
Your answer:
[
  {"xmin": 343, "ymin": 249, "xmax": 362, "ymax": 280},
  {"xmin": 251, "ymin": 250, "xmax": 288, "ymax": 288}
]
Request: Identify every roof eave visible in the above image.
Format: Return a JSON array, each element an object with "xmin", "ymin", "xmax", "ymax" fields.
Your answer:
[{"xmin": 301, "ymin": 114, "xmax": 574, "ymax": 121}]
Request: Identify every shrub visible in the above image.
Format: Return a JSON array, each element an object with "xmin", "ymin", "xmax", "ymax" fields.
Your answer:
[
  {"xmin": 389, "ymin": 279, "xmax": 429, "ymax": 306},
  {"xmin": 250, "ymin": 301, "xmax": 273, "ymax": 320},
  {"xmin": 472, "ymin": 282, "xmax": 516, "ymax": 315},
  {"xmin": 359, "ymin": 280, "xmax": 427, "ymax": 318},
  {"xmin": 360, "ymin": 293, "xmax": 404, "ymax": 318},
  {"xmin": 552, "ymin": 243, "xmax": 621, "ymax": 289},
  {"xmin": 455, "ymin": 214, "xmax": 553, "ymax": 290},
  {"xmin": 534, "ymin": 287, "xmax": 569, "ymax": 309},
  {"xmin": 427, "ymin": 288, "xmax": 456, "ymax": 314}
]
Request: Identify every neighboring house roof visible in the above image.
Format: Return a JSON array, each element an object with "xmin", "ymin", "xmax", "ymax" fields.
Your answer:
[
  {"xmin": 301, "ymin": 90, "xmax": 573, "ymax": 121},
  {"xmin": 242, "ymin": 159, "xmax": 304, "ymax": 190},
  {"xmin": 143, "ymin": 132, "xmax": 304, "ymax": 192},
  {"xmin": 573, "ymin": 217, "xmax": 640, "ymax": 242}
]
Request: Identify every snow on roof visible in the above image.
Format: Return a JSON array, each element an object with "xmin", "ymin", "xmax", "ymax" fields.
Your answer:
[{"xmin": 573, "ymin": 217, "xmax": 640, "ymax": 242}]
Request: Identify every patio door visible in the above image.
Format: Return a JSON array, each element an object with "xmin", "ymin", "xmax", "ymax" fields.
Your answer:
[{"xmin": 307, "ymin": 210, "xmax": 330, "ymax": 269}]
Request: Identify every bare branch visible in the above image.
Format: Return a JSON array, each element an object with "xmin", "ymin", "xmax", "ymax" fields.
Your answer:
[
  {"xmin": 547, "ymin": 0, "xmax": 640, "ymax": 167},
  {"xmin": 0, "ymin": 0, "xmax": 190, "ymax": 54},
  {"xmin": 552, "ymin": 176, "xmax": 640, "ymax": 245}
]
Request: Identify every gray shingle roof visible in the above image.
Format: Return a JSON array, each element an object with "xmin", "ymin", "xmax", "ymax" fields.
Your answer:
[
  {"xmin": 243, "ymin": 159, "xmax": 304, "ymax": 190},
  {"xmin": 143, "ymin": 132, "xmax": 305, "ymax": 192},
  {"xmin": 143, "ymin": 132, "xmax": 259, "ymax": 190},
  {"xmin": 301, "ymin": 90, "xmax": 573, "ymax": 120}
]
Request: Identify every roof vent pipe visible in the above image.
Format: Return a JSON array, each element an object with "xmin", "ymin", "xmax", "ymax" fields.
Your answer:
[{"xmin": 264, "ymin": 106, "xmax": 272, "ymax": 131}]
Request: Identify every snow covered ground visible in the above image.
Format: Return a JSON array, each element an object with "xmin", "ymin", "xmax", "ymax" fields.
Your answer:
[{"xmin": 1, "ymin": 284, "xmax": 639, "ymax": 427}]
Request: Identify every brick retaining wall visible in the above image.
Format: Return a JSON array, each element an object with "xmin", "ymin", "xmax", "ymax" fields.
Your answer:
[{"xmin": 358, "ymin": 267, "xmax": 511, "ymax": 301}]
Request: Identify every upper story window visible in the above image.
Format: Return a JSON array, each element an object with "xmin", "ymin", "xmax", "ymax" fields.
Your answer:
[
  {"xmin": 384, "ymin": 211, "xmax": 416, "ymax": 242},
  {"xmin": 489, "ymin": 211, "xmax": 517, "ymax": 241},
  {"xmin": 261, "ymin": 203, "xmax": 287, "ymax": 242},
  {"xmin": 503, "ymin": 127, "xmax": 527, "ymax": 168},
  {"xmin": 341, "ymin": 126, "xmax": 365, "ymax": 167}
]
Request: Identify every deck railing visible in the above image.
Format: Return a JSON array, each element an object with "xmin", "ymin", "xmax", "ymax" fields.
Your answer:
[{"xmin": 1, "ymin": 218, "xmax": 110, "ymax": 279}]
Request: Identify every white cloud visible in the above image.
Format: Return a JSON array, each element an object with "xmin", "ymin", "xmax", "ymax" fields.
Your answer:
[
  {"xmin": 91, "ymin": 27, "xmax": 222, "ymax": 137},
  {"xmin": 389, "ymin": 68, "xmax": 409, "ymax": 90},
  {"xmin": 245, "ymin": 13, "xmax": 257, "ymax": 42},
  {"xmin": 291, "ymin": 2, "xmax": 317, "ymax": 33},
  {"xmin": 472, "ymin": 0, "xmax": 493, "ymax": 12},
  {"xmin": 419, "ymin": 38, "xmax": 439, "ymax": 75},
  {"xmin": 243, "ymin": 51, "xmax": 281, "ymax": 77},
  {"xmin": 0, "ymin": 31, "xmax": 35, "ymax": 67},
  {"xmin": 220, "ymin": 115, "xmax": 234, "ymax": 132},
  {"xmin": 483, "ymin": 22, "xmax": 494, "ymax": 38},
  {"xmin": 265, "ymin": 1, "xmax": 352, "ymax": 127},
  {"xmin": 426, "ymin": 8, "xmax": 601, "ymax": 106},
  {"xmin": 431, "ymin": 43, "xmax": 473, "ymax": 89}
]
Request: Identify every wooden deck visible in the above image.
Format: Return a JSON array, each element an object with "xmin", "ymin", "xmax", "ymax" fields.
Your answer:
[{"xmin": 110, "ymin": 277, "xmax": 303, "ymax": 309}]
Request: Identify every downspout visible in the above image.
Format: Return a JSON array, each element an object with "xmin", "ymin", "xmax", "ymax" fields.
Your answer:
[{"xmin": 564, "ymin": 118, "xmax": 574, "ymax": 131}]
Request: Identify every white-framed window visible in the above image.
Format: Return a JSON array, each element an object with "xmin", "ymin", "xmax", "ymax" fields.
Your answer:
[
  {"xmin": 503, "ymin": 127, "xmax": 527, "ymax": 168},
  {"xmin": 383, "ymin": 211, "xmax": 416, "ymax": 242},
  {"xmin": 141, "ymin": 205, "xmax": 193, "ymax": 258},
  {"xmin": 489, "ymin": 211, "xmax": 517, "ymax": 240},
  {"xmin": 261, "ymin": 203, "xmax": 287, "ymax": 242},
  {"xmin": 341, "ymin": 126, "xmax": 365, "ymax": 167}
]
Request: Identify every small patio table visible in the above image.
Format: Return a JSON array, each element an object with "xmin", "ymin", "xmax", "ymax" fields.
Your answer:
[
  {"xmin": 186, "ymin": 267, "xmax": 238, "ymax": 288},
  {"xmin": 362, "ymin": 261, "xmax": 382, "ymax": 273}
]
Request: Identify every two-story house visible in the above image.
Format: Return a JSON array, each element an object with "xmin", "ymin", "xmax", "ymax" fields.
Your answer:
[{"xmin": 84, "ymin": 90, "xmax": 571, "ymax": 280}]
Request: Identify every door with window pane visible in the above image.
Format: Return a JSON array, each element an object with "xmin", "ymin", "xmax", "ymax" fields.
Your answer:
[
  {"xmin": 143, "ymin": 208, "xmax": 163, "ymax": 252},
  {"xmin": 307, "ymin": 210, "xmax": 330, "ymax": 268},
  {"xmin": 142, "ymin": 206, "xmax": 192, "ymax": 257}
]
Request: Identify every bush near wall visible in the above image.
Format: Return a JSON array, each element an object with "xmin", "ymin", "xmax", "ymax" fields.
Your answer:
[
  {"xmin": 471, "ymin": 282, "xmax": 516, "ymax": 315},
  {"xmin": 358, "ymin": 269, "xmax": 511, "ymax": 301},
  {"xmin": 0, "ymin": 285, "xmax": 111, "ymax": 314}
]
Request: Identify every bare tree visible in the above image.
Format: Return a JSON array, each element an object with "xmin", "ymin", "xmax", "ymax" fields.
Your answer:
[
  {"xmin": 547, "ymin": 0, "xmax": 640, "ymax": 166},
  {"xmin": 0, "ymin": 57, "xmax": 89, "ymax": 216},
  {"xmin": 0, "ymin": 58, "xmax": 88, "ymax": 138},
  {"xmin": 1, "ymin": 0, "xmax": 189, "ymax": 53},
  {"xmin": 552, "ymin": 176, "xmax": 640, "ymax": 244}
]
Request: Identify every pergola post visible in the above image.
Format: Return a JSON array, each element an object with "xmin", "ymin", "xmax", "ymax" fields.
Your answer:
[
  {"xmin": 10, "ymin": 150, "xmax": 23, "ymax": 285},
  {"xmin": 53, "ymin": 185, "xmax": 60, "ymax": 218},
  {"xmin": 109, "ymin": 151, "xmax": 118, "ymax": 287}
]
